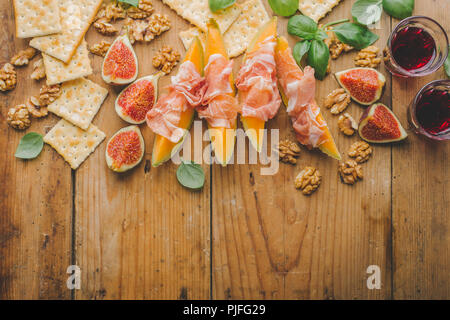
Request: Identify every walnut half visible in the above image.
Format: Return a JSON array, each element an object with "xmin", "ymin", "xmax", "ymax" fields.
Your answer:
[
  {"xmin": 355, "ymin": 46, "xmax": 382, "ymax": 68},
  {"xmin": 277, "ymin": 139, "xmax": 301, "ymax": 164},
  {"xmin": 0, "ymin": 63, "xmax": 17, "ymax": 92},
  {"xmin": 324, "ymin": 88, "xmax": 351, "ymax": 115},
  {"xmin": 7, "ymin": 104, "xmax": 31, "ymax": 130},
  {"xmin": 348, "ymin": 141, "xmax": 373, "ymax": 163},
  {"xmin": 127, "ymin": 0, "xmax": 154, "ymax": 19},
  {"xmin": 338, "ymin": 113, "xmax": 358, "ymax": 136},
  {"xmin": 323, "ymin": 28, "xmax": 353, "ymax": 59},
  {"xmin": 93, "ymin": 17, "xmax": 118, "ymax": 36},
  {"xmin": 152, "ymin": 45, "xmax": 180, "ymax": 74},
  {"xmin": 10, "ymin": 47, "xmax": 37, "ymax": 66},
  {"xmin": 30, "ymin": 58, "xmax": 46, "ymax": 80},
  {"xmin": 127, "ymin": 14, "xmax": 171, "ymax": 44},
  {"xmin": 89, "ymin": 41, "xmax": 111, "ymax": 57},
  {"xmin": 338, "ymin": 160, "xmax": 363, "ymax": 185},
  {"xmin": 295, "ymin": 166, "xmax": 322, "ymax": 195}
]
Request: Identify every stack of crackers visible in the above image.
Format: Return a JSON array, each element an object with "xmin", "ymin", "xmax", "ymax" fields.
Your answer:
[{"xmin": 13, "ymin": 0, "xmax": 108, "ymax": 169}]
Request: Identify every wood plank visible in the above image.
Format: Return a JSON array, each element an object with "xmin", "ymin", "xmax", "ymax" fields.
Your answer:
[
  {"xmin": 0, "ymin": 1, "xmax": 73, "ymax": 299},
  {"xmin": 74, "ymin": 1, "xmax": 210, "ymax": 299},
  {"xmin": 212, "ymin": 0, "xmax": 392, "ymax": 299},
  {"xmin": 392, "ymin": 0, "xmax": 450, "ymax": 299}
]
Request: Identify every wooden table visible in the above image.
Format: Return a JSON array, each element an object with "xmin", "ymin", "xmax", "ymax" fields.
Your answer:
[{"xmin": 1, "ymin": 0, "xmax": 448, "ymax": 300}]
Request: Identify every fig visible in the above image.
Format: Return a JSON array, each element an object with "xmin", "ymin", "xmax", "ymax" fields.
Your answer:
[
  {"xmin": 102, "ymin": 34, "xmax": 138, "ymax": 85},
  {"xmin": 106, "ymin": 125, "xmax": 145, "ymax": 172},
  {"xmin": 358, "ymin": 103, "xmax": 408, "ymax": 143},
  {"xmin": 115, "ymin": 72, "xmax": 162, "ymax": 124},
  {"xmin": 335, "ymin": 68, "xmax": 386, "ymax": 105}
]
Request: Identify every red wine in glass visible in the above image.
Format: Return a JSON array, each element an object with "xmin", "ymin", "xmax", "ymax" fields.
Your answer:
[
  {"xmin": 391, "ymin": 26, "xmax": 436, "ymax": 71},
  {"xmin": 415, "ymin": 88, "xmax": 450, "ymax": 135}
]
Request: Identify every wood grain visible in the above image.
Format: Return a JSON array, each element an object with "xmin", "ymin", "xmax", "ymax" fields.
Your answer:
[
  {"xmin": 391, "ymin": 0, "xmax": 450, "ymax": 299},
  {"xmin": 0, "ymin": 1, "xmax": 73, "ymax": 299}
]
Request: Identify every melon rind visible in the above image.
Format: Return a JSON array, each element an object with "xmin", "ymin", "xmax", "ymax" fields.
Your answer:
[
  {"xmin": 105, "ymin": 125, "xmax": 145, "ymax": 172},
  {"xmin": 102, "ymin": 34, "xmax": 138, "ymax": 85}
]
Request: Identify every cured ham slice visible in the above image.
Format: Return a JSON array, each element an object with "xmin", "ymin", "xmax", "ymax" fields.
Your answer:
[
  {"xmin": 197, "ymin": 54, "xmax": 240, "ymax": 128},
  {"xmin": 146, "ymin": 61, "xmax": 205, "ymax": 143},
  {"xmin": 236, "ymin": 37, "xmax": 281, "ymax": 122}
]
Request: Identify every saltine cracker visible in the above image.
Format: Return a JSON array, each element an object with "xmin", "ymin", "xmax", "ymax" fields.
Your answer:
[{"xmin": 13, "ymin": 0, "xmax": 62, "ymax": 38}]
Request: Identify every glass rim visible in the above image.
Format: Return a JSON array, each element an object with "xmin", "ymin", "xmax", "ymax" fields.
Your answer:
[{"xmin": 387, "ymin": 15, "xmax": 449, "ymax": 77}]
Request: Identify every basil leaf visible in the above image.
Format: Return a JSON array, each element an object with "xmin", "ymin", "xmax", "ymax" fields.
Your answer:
[
  {"xmin": 209, "ymin": 0, "xmax": 236, "ymax": 12},
  {"xmin": 352, "ymin": 0, "xmax": 383, "ymax": 26},
  {"xmin": 293, "ymin": 40, "xmax": 311, "ymax": 66},
  {"xmin": 333, "ymin": 23, "xmax": 379, "ymax": 50},
  {"xmin": 288, "ymin": 15, "xmax": 319, "ymax": 40},
  {"xmin": 307, "ymin": 39, "xmax": 330, "ymax": 80},
  {"xmin": 117, "ymin": 0, "xmax": 139, "ymax": 7},
  {"xmin": 268, "ymin": 0, "xmax": 298, "ymax": 17},
  {"xmin": 314, "ymin": 29, "xmax": 329, "ymax": 41},
  {"xmin": 15, "ymin": 132, "xmax": 44, "ymax": 159},
  {"xmin": 445, "ymin": 46, "xmax": 450, "ymax": 78},
  {"xmin": 382, "ymin": 0, "xmax": 414, "ymax": 19},
  {"xmin": 176, "ymin": 160, "xmax": 205, "ymax": 190}
]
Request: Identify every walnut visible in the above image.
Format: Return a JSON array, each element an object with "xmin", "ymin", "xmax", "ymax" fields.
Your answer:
[
  {"xmin": 276, "ymin": 139, "xmax": 301, "ymax": 164},
  {"xmin": 127, "ymin": 0, "xmax": 154, "ymax": 19},
  {"xmin": 295, "ymin": 167, "xmax": 321, "ymax": 195},
  {"xmin": 104, "ymin": 1, "xmax": 127, "ymax": 21},
  {"xmin": 38, "ymin": 84, "xmax": 61, "ymax": 106},
  {"xmin": 93, "ymin": 17, "xmax": 118, "ymax": 35},
  {"xmin": 0, "ymin": 63, "xmax": 17, "ymax": 92},
  {"xmin": 324, "ymin": 88, "xmax": 351, "ymax": 115},
  {"xmin": 355, "ymin": 46, "xmax": 382, "ymax": 68},
  {"xmin": 323, "ymin": 28, "xmax": 353, "ymax": 59},
  {"xmin": 10, "ymin": 47, "xmax": 37, "ymax": 66},
  {"xmin": 7, "ymin": 104, "xmax": 31, "ymax": 130},
  {"xmin": 26, "ymin": 97, "xmax": 48, "ymax": 118},
  {"xmin": 89, "ymin": 41, "xmax": 111, "ymax": 57},
  {"xmin": 338, "ymin": 160, "xmax": 363, "ymax": 185},
  {"xmin": 127, "ymin": 14, "xmax": 171, "ymax": 44},
  {"xmin": 152, "ymin": 46, "xmax": 180, "ymax": 74},
  {"xmin": 348, "ymin": 141, "xmax": 373, "ymax": 163},
  {"xmin": 30, "ymin": 58, "xmax": 46, "ymax": 80},
  {"xmin": 383, "ymin": 48, "xmax": 391, "ymax": 62},
  {"xmin": 338, "ymin": 113, "xmax": 358, "ymax": 136}
]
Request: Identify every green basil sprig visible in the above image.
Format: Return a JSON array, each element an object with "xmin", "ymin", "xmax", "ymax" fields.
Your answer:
[
  {"xmin": 268, "ymin": 0, "xmax": 298, "ymax": 17},
  {"xmin": 209, "ymin": 0, "xmax": 236, "ymax": 12},
  {"xmin": 15, "ymin": 132, "xmax": 44, "ymax": 159},
  {"xmin": 176, "ymin": 159, "xmax": 205, "ymax": 190},
  {"xmin": 117, "ymin": 0, "xmax": 139, "ymax": 7},
  {"xmin": 333, "ymin": 23, "xmax": 379, "ymax": 50},
  {"xmin": 382, "ymin": 0, "xmax": 414, "ymax": 20},
  {"xmin": 445, "ymin": 46, "xmax": 450, "ymax": 78},
  {"xmin": 352, "ymin": 0, "xmax": 383, "ymax": 26}
]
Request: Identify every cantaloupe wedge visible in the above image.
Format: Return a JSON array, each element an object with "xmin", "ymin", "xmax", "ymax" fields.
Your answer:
[
  {"xmin": 240, "ymin": 17, "xmax": 277, "ymax": 152},
  {"xmin": 275, "ymin": 36, "xmax": 341, "ymax": 160},
  {"xmin": 151, "ymin": 37, "xmax": 204, "ymax": 167},
  {"xmin": 204, "ymin": 19, "xmax": 236, "ymax": 166}
]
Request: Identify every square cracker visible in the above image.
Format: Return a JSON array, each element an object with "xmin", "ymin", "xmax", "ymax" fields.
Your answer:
[
  {"xmin": 179, "ymin": 0, "xmax": 269, "ymax": 58},
  {"xmin": 162, "ymin": 0, "xmax": 241, "ymax": 33},
  {"xmin": 43, "ymin": 40, "xmax": 92, "ymax": 86},
  {"xmin": 44, "ymin": 119, "xmax": 106, "ymax": 169},
  {"xmin": 48, "ymin": 78, "xmax": 108, "ymax": 130},
  {"xmin": 298, "ymin": 0, "xmax": 342, "ymax": 22},
  {"xmin": 13, "ymin": 0, "xmax": 62, "ymax": 38},
  {"xmin": 30, "ymin": 0, "xmax": 103, "ymax": 63}
]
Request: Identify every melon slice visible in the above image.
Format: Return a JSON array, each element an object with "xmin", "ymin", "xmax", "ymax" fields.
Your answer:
[
  {"xmin": 240, "ymin": 17, "xmax": 278, "ymax": 153},
  {"xmin": 102, "ymin": 34, "xmax": 138, "ymax": 85},
  {"xmin": 151, "ymin": 37, "xmax": 204, "ymax": 167},
  {"xmin": 106, "ymin": 125, "xmax": 145, "ymax": 172}
]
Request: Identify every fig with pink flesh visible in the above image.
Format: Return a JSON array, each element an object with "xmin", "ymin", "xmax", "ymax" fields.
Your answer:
[
  {"xmin": 106, "ymin": 125, "xmax": 144, "ymax": 172},
  {"xmin": 359, "ymin": 103, "xmax": 408, "ymax": 143},
  {"xmin": 102, "ymin": 34, "xmax": 138, "ymax": 85},
  {"xmin": 115, "ymin": 72, "xmax": 162, "ymax": 124},
  {"xmin": 335, "ymin": 68, "xmax": 386, "ymax": 105}
]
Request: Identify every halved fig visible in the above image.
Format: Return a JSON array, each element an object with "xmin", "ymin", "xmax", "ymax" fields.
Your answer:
[
  {"xmin": 102, "ymin": 34, "xmax": 138, "ymax": 85},
  {"xmin": 106, "ymin": 125, "xmax": 145, "ymax": 172},
  {"xmin": 359, "ymin": 103, "xmax": 408, "ymax": 143},
  {"xmin": 115, "ymin": 72, "xmax": 162, "ymax": 124},
  {"xmin": 335, "ymin": 68, "xmax": 386, "ymax": 105}
]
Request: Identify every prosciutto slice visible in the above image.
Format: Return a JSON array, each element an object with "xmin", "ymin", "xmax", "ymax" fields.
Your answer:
[
  {"xmin": 235, "ymin": 37, "xmax": 281, "ymax": 122},
  {"xmin": 146, "ymin": 61, "xmax": 205, "ymax": 143},
  {"xmin": 276, "ymin": 46, "xmax": 327, "ymax": 148},
  {"xmin": 196, "ymin": 54, "xmax": 240, "ymax": 128}
]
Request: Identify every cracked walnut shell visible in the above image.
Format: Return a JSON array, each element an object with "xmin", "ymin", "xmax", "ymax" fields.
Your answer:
[
  {"xmin": 152, "ymin": 46, "xmax": 180, "ymax": 74},
  {"xmin": 324, "ymin": 88, "xmax": 351, "ymax": 115},
  {"xmin": 7, "ymin": 104, "xmax": 31, "ymax": 130},
  {"xmin": 348, "ymin": 141, "xmax": 373, "ymax": 163},
  {"xmin": 127, "ymin": 0, "xmax": 154, "ymax": 19},
  {"xmin": 355, "ymin": 46, "xmax": 382, "ymax": 68},
  {"xmin": 30, "ymin": 58, "xmax": 46, "ymax": 80},
  {"xmin": 295, "ymin": 167, "xmax": 321, "ymax": 195},
  {"xmin": 89, "ymin": 41, "xmax": 111, "ymax": 57},
  {"xmin": 338, "ymin": 160, "xmax": 363, "ymax": 185},
  {"xmin": 338, "ymin": 113, "xmax": 358, "ymax": 136},
  {"xmin": 10, "ymin": 47, "xmax": 37, "ymax": 66},
  {"xmin": 277, "ymin": 139, "xmax": 301, "ymax": 164},
  {"xmin": 0, "ymin": 63, "xmax": 17, "ymax": 92}
]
